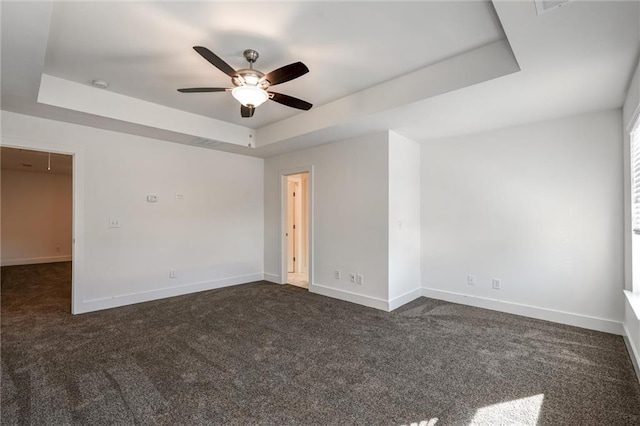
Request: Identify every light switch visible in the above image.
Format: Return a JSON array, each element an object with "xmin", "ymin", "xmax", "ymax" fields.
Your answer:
[
  {"xmin": 109, "ymin": 218, "xmax": 121, "ymax": 228},
  {"xmin": 146, "ymin": 195, "xmax": 158, "ymax": 203}
]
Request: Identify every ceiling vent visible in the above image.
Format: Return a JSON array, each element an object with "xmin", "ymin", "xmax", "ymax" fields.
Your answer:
[
  {"xmin": 535, "ymin": 0, "xmax": 573, "ymax": 15},
  {"xmin": 189, "ymin": 137, "xmax": 223, "ymax": 148}
]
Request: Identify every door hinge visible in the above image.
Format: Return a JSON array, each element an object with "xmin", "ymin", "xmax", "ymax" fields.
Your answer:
[
  {"xmin": 293, "ymin": 257, "xmax": 296, "ymax": 262},
  {"xmin": 293, "ymin": 192, "xmax": 296, "ymax": 197},
  {"xmin": 293, "ymin": 224, "xmax": 296, "ymax": 229}
]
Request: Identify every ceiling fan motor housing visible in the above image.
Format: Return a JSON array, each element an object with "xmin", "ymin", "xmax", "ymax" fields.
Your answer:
[
  {"xmin": 233, "ymin": 69, "xmax": 267, "ymax": 88},
  {"xmin": 233, "ymin": 50, "xmax": 269, "ymax": 88}
]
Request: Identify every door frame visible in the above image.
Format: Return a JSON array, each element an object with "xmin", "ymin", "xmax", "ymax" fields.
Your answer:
[
  {"xmin": 2, "ymin": 138, "xmax": 84, "ymax": 314},
  {"xmin": 280, "ymin": 166, "xmax": 313, "ymax": 286}
]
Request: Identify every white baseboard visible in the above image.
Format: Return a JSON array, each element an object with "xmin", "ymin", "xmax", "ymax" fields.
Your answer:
[
  {"xmin": 74, "ymin": 273, "xmax": 264, "ymax": 314},
  {"xmin": 263, "ymin": 273, "xmax": 280, "ymax": 284},
  {"xmin": 309, "ymin": 283, "xmax": 388, "ymax": 311},
  {"xmin": 1, "ymin": 255, "xmax": 72, "ymax": 267},
  {"xmin": 623, "ymin": 324, "xmax": 640, "ymax": 382},
  {"xmin": 388, "ymin": 288, "xmax": 422, "ymax": 311},
  {"xmin": 421, "ymin": 287, "xmax": 623, "ymax": 335}
]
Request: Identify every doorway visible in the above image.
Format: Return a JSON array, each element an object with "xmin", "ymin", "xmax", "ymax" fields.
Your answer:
[
  {"xmin": 285, "ymin": 172, "xmax": 309, "ymax": 289},
  {"xmin": 0, "ymin": 147, "xmax": 74, "ymax": 312}
]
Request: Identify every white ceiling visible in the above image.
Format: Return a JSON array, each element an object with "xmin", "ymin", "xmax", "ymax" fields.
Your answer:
[
  {"xmin": 1, "ymin": 1, "xmax": 639, "ymax": 157},
  {"xmin": 44, "ymin": 1, "xmax": 504, "ymax": 129}
]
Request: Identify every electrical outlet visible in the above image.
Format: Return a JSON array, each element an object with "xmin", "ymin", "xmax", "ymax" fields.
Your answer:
[
  {"xmin": 170, "ymin": 269, "xmax": 177, "ymax": 279},
  {"xmin": 55, "ymin": 246, "xmax": 61, "ymax": 253},
  {"xmin": 349, "ymin": 273, "xmax": 356, "ymax": 283},
  {"xmin": 109, "ymin": 218, "xmax": 121, "ymax": 228},
  {"xmin": 356, "ymin": 274, "xmax": 364, "ymax": 285},
  {"xmin": 492, "ymin": 278, "xmax": 501, "ymax": 290},
  {"xmin": 335, "ymin": 270, "xmax": 341, "ymax": 280},
  {"xmin": 146, "ymin": 194, "xmax": 158, "ymax": 203},
  {"xmin": 467, "ymin": 275, "xmax": 476, "ymax": 286}
]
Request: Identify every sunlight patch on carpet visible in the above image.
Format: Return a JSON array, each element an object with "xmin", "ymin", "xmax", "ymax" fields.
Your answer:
[
  {"xmin": 470, "ymin": 394, "xmax": 544, "ymax": 425},
  {"xmin": 400, "ymin": 418, "xmax": 439, "ymax": 426}
]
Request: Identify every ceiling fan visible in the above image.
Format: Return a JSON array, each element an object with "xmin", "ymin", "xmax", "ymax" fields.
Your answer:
[{"xmin": 178, "ymin": 46, "xmax": 313, "ymax": 118}]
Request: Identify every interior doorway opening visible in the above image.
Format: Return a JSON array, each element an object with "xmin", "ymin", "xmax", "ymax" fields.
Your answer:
[
  {"xmin": 1, "ymin": 146, "xmax": 74, "ymax": 313},
  {"xmin": 286, "ymin": 172, "xmax": 309, "ymax": 289}
]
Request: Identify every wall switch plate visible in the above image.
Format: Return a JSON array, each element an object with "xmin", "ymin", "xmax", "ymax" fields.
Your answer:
[
  {"xmin": 335, "ymin": 270, "xmax": 341, "ymax": 280},
  {"xmin": 170, "ymin": 269, "xmax": 177, "ymax": 279},
  {"xmin": 467, "ymin": 275, "xmax": 476, "ymax": 286},
  {"xmin": 492, "ymin": 278, "xmax": 501, "ymax": 290},
  {"xmin": 146, "ymin": 194, "xmax": 158, "ymax": 203},
  {"xmin": 356, "ymin": 274, "xmax": 364, "ymax": 285},
  {"xmin": 349, "ymin": 273, "xmax": 356, "ymax": 283},
  {"xmin": 176, "ymin": 193, "xmax": 184, "ymax": 200},
  {"xmin": 109, "ymin": 218, "xmax": 121, "ymax": 228}
]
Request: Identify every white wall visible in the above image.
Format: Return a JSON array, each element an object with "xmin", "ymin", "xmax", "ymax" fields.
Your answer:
[
  {"xmin": 421, "ymin": 110, "xmax": 624, "ymax": 334},
  {"xmin": 388, "ymin": 131, "xmax": 421, "ymax": 309},
  {"xmin": 1, "ymin": 168, "xmax": 72, "ymax": 265},
  {"xmin": 264, "ymin": 132, "xmax": 390, "ymax": 309},
  {"xmin": 1, "ymin": 111, "xmax": 264, "ymax": 314}
]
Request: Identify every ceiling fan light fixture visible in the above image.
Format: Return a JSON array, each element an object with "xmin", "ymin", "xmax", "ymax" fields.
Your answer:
[{"xmin": 231, "ymin": 85, "xmax": 269, "ymax": 108}]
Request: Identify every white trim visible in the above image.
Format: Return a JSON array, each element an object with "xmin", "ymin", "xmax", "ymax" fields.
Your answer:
[
  {"xmin": 388, "ymin": 288, "xmax": 422, "ymax": 311},
  {"xmin": 76, "ymin": 273, "xmax": 264, "ymax": 314},
  {"xmin": 309, "ymin": 283, "xmax": 389, "ymax": 311},
  {"xmin": 420, "ymin": 287, "xmax": 623, "ymax": 335},
  {"xmin": 623, "ymin": 325, "xmax": 640, "ymax": 383},
  {"xmin": 263, "ymin": 273, "xmax": 280, "ymax": 283},
  {"xmin": 1, "ymin": 256, "xmax": 72, "ymax": 267}
]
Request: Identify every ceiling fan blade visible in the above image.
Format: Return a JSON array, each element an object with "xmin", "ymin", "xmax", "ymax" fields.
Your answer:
[
  {"xmin": 264, "ymin": 62, "xmax": 309, "ymax": 86},
  {"xmin": 268, "ymin": 92, "xmax": 313, "ymax": 110},
  {"xmin": 177, "ymin": 87, "xmax": 228, "ymax": 93},
  {"xmin": 193, "ymin": 46, "xmax": 237, "ymax": 78},
  {"xmin": 241, "ymin": 105, "xmax": 255, "ymax": 118}
]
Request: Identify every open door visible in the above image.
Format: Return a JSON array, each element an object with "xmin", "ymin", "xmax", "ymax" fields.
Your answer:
[
  {"xmin": 287, "ymin": 180, "xmax": 297, "ymax": 273},
  {"xmin": 285, "ymin": 173, "xmax": 309, "ymax": 288}
]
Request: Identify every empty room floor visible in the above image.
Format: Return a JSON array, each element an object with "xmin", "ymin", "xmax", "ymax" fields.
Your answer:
[
  {"xmin": 287, "ymin": 271, "xmax": 309, "ymax": 289},
  {"xmin": 2, "ymin": 263, "xmax": 640, "ymax": 425}
]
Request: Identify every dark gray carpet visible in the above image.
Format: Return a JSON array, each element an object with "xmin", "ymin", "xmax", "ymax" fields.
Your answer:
[{"xmin": 2, "ymin": 262, "xmax": 640, "ymax": 425}]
